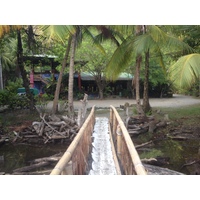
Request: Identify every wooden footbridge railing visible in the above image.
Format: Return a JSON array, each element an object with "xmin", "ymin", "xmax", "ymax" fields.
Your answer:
[
  {"xmin": 50, "ymin": 106, "xmax": 95, "ymax": 175},
  {"xmin": 50, "ymin": 105, "xmax": 147, "ymax": 175},
  {"xmin": 110, "ymin": 105, "xmax": 147, "ymax": 175}
]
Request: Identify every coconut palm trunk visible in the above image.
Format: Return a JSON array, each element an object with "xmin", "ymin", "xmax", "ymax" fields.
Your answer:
[
  {"xmin": 135, "ymin": 25, "xmax": 145, "ymax": 115},
  {"xmin": 143, "ymin": 49, "xmax": 151, "ymax": 113},
  {"xmin": 17, "ymin": 30, "xmax": 35, "ymax": 111},
  {"xmin": 135, "ymin": 55, "xmax": 143, "ymax": 113},
  {"xmin": 68, "ymin": 34, "xmax": 76, "ymax": 117},
  {"xmin": 52, "ymin": 36, "xmax": 72, "ymax": 114}
]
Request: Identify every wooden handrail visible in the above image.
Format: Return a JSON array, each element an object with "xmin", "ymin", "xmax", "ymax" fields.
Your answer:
[
  {"xmin": 110, "ymin": 105, "xmax": 147, "ymax": 175},
  {"xmin": 50, "ymin": 106, "xmax": 95, "ymax": 175}
]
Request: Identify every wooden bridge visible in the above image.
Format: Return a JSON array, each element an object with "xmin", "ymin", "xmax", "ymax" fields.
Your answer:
[{"xmin": 50, "ymin": 105, "xmax": 147, "ymax": 175}]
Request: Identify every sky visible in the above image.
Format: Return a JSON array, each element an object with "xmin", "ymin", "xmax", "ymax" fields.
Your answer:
[{"xmin": 0, "ymin": 0, "xmax": 198, "ymax": 25}]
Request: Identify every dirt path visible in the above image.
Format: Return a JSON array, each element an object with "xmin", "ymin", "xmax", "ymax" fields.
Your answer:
[
  {"xmin": 45, "ymin": 94, "xmax": 200, "ymax": 111},
  {"xmin": 73, "ymin": 94, "xmax": 200, "ymax": 109}
]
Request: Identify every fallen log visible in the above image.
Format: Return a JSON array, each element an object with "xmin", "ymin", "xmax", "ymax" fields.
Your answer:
[
  {"xmin": 30, "ymin": 157, "xmax": 61, "ymax": 164},
  {"xmin": 30, "ymin": 153, "xmax": 63, "ymax": 164},
  {"xmin": 13, "ymin": 161, "xmax": 50, "ymax": 173},
  {"xmin": 135, "ymin": 140, "xmax": 153, "ymax": 149},
  {"xmin": 143, "ymin": 164, "xmax": 184, "ymax": 175},
  {"xmin": 167, "ymin": 135, "xmax": 188, "ymax": 140},
  {"xmin": 180, "ymin": 159, "xmax": 200, "ymax": 170},
  {"xmin": 12, "ymin": 169, "xmax": 52, "ymax": 175}
]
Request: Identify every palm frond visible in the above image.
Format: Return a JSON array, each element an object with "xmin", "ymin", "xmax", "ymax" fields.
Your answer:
[
  {"xmin": 106, "ymin": 34, "xmax": 135, "ymax": 80},
  {"xmin": 40, "ymin": 25, "xmax": 76, "ymax": 44},
  {"xmin": 169, "ymin": 53, "xmax": 200, "ymax": 88}
]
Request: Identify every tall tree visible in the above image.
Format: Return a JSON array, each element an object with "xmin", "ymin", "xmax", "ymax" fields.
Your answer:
[
  {"xmin": 68, "ymin": 33, "xmax": 76, "ymax": 115},
  {"xmin": 106, "ymin": 25, "xmax": 193, "ymax": 113},
  {"xmin": 41, "ymin": 25, "xmax": 76, "ymax": 114},
  {"xmin": 135, "ymin": 25, "xmax": 144, "ymax": 114},
  {"xmin": 0, "ymin": 25, "xmax": 36, "ymax": 110},
  {"xmin": 17, "ymin": 29, "xmax": 35, "ymax": 110},
  {"xmin": 52, "ymin": 36, "xmax": 72, "ymax": 114}
]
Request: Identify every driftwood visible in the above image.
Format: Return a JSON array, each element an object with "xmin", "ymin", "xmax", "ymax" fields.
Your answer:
[
  {"xmin": 13, "ymin": 161, "xmax": 50, "ymax": 173},
  {"xmin": 12, "ymin": 152, "xmax": 63, "ymax": 174},
  {"xmin": 12, "ymin": 112, "xmax": 80, "ymax": 144},
  {"xmin": 126, "ymin": 114, "xmax": 168, "ymax": 136},
  {"xmin": 12, "ymin": 169, "xmax": 52, "ymax": 175},
  {"xmin": 180, "ymin": 159, "xmax": 200, "ymax": 169},
  {"xmin": 135, "ymin": 140, "xmax": 153, "ymax": 149},
  {"xmin": 30, "ymin": 152, "xmax": 63, "ymax": 164},
  {"xmin": 13, "ymin": 95, "xmax": 89, "ymax": 145},
  {"xmin": 167, "ymin": 135, "xmax": 188, "ymax": 140}
]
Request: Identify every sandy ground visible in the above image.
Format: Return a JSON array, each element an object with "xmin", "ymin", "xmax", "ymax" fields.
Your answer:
[{"xmin": 72, "ymin": 94, "xmax": 200, "ymax": 109}]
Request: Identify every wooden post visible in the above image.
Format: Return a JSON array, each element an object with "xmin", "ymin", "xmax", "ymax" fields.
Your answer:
[
  {"xmin": 77, "ymin": 108, "xmax": 82, "ymax": 127},
  {"xmin": 61, "ymin": 161, "xmax": 73, "ymax": 175},
  {"xmin": 116, "ymin": 125, "xmax": 122, "ymax": 159},
  {"xmin": 110, "ymin": 108, "xmax": 113, "ymax": 132}
]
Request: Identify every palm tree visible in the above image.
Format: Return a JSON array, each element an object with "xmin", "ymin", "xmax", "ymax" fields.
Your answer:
[
  {"xmin": 168, "ymin": 26, "xmax": 200, "ymax": 95},
  {"xmin": 53, "ymin": 35, "xmax": 72, "ymax": 114},
  {"xmin": 68, "ymin": 33, "xmax": 76, "ymax": 116},
  {"xmin": 106, "ymin": 25, "xmax": 193, "ymax": 113},
  {"xmin": 41, "ymin": 25, "xmax": 76, "ymax": 114}
]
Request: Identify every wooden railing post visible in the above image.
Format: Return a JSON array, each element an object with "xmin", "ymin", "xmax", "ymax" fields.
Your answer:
[{"xmin": 116, "ymin": 125, "xmax": 122, "ymax": 159}]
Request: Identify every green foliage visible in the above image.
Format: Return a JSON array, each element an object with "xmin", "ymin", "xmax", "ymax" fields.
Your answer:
[
  {"xmin": 0, "ymin": 78, "xmax": 30, "ymax": 109},
  {"xmin": 103, "ymin": 86, "xmax": 113, "ymax": 97},
  {"xmin": 169, "ymin": 54, "xmax": 200, "ymax": 90},
  {"xmin": 0, "ymin": 90, "xmax": 30, "ymax": 109},
  {"xmin": 140, "ymin": 148, "xmax": 164, "ymax": 159},
  {"xmin": 5, "ymin": 78, "xmax": 23, "ymax": 93}
]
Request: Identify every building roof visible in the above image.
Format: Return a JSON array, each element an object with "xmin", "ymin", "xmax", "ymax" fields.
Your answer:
[{"xmin": 77, "ymin": 72, "xmax": 133, "ymax": 81}]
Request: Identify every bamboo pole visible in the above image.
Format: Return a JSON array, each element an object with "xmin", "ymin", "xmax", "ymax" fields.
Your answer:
[
  {"xmin": 50, "ymin": 106, "xmax": 95, "ymax": 175},
  {"xmin": 110, "ymin": 105, "xmax": 147, "ymax": 175},
  {"xmin": 116, "ymin": 125, "xmax": 122, "ymax": 159}
]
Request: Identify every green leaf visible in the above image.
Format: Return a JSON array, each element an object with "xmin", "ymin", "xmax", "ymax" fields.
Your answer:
[{"xmin": 170, "ymin": 53, "xmax": 200, "ymax": 88}]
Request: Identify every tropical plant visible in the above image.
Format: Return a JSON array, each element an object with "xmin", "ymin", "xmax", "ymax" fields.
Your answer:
[
  {"xmin": 0, "ymin": 25, "xmax": 36, "ymax": 110},
  {"xmin": 106, "ymin": 25, "xmax": 193, "ymax": 113},
  {"xmin": 40, "ymin": 25, "xmax": 76, "ymax": 114},
  {"xmin": 169, "ymin": 54, "xmax": 200, "ymax": 91}
]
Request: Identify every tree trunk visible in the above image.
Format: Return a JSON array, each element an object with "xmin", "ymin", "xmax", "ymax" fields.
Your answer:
[
  {"xmin": 0, "ymin": 57, "xmax": 3, "ymax": 90},
  {"xmin": 143, "ymin": 49, "xmax": 151, "ymax": 113},
  {"xmin": 135, "ymin": 55, "xmax": 144, "ymax": 115},
  {"xmin": 95, "ymin": 76, "xmax": 106, "ymax": 100},
  {"xmin": 68, "ymin": 34, "xmax": 76, "ymax": 117},
  {"xmin": 27, "ymin": 25, "xmax": 36, "ymax": 53},
  {"xmin": 17, "ymin": 30, "xmax": 35, "ymax": 111},
  {"xmin": 99, "ymin": 89, "xmax": 103, "ymax": 100},
  {"xmin": 135, "ymin": 25, "xmax": 145, "ymax": 115},
  {"xmin": 52, "ymin": 36, "xmax": 72, "ymax": 114}
]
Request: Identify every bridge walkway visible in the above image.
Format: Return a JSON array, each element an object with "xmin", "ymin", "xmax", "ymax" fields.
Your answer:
[{"xmin": 87, "ymin": 117, "xmax": 119, "ymax": 175}]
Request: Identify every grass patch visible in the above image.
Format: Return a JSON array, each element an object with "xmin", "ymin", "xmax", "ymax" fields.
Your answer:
[
  {"xmin": 153, "ymin": 104, "xmax": 200, "ymax": 126},
  {"xmin": 139, "ymin": 149, "xmax": 164, "ymax": 159}
]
